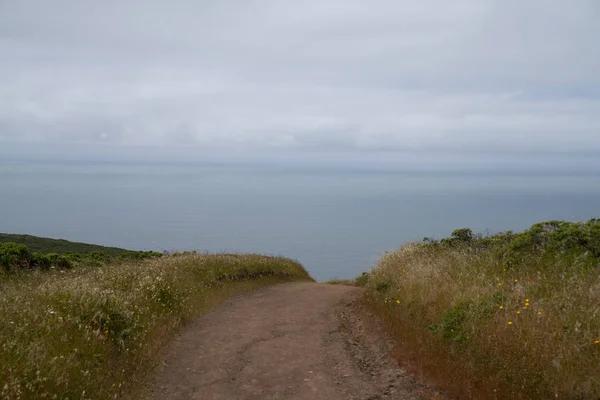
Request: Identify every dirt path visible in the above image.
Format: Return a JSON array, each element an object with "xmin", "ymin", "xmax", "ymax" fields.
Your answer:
[{"xmin": 146, "ymin": 282, "xmax": 443, "ymax": 400}]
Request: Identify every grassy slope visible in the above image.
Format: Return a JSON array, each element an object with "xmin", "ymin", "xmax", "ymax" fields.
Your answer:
[
  {"xmin": 0, "ymin": 253, "xmax": 313, "ymax": 400},
  {"xmin": 363, "ymin": 222, "xmax": 600, "ymax": 399},
  {"xmin": 0, "ymin": 233, "xmax": 134, "ymax": 257}
]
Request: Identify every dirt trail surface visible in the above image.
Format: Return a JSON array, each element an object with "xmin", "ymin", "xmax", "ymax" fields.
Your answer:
[{"xmin": 146, "ymin": 282, "xmax": 444, "ymax": 400}]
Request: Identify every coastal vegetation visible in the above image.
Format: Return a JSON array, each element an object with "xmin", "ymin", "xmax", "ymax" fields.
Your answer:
[
  {"xmin": 0, "ymin": 234, "xmax": 162, "ymax": 272},
  {"xmin": 0, "ymin": 251, "xmax": 312, "ymax": 399},
  {"xmin": 4, "ymin": 219, "xmax": 600, "ymax": 399},
  {"xmin": 0, "ymin": 233, "xmax": 136, "ymax": 258},
  {"xmin": 363, "ymin": 219, "xmax": 600, "ymax": 399}
]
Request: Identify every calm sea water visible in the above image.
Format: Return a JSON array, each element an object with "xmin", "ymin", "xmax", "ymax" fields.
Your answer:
[{"xmin": 1, "ymin": 162, "xmax": 599, "ymax": 281}]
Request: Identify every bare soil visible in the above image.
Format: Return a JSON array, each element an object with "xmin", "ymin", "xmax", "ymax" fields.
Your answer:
[{"xmin": 145, "ymin": 282, "xmax": 445, "ymax": 400}]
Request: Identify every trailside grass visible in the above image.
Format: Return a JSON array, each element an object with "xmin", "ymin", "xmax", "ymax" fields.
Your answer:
[
  {"xmin": 0, "ymin": 253, "xmax": 312, "ymax": 399},
  {"xmin": 363, "ymin": 220, "xmax": 600, "ymax": 399}
]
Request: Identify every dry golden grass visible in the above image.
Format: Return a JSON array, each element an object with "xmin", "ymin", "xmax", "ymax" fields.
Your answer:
[
  {"xmin": 365, "ymin": 243, "xmax": 600, "ymax": 399},
  {"xmin": 0, "ymin": 253, "xmax": 312, "ymax": 399}
]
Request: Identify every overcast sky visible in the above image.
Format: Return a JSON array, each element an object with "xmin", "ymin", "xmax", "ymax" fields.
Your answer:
[{"xmin": 1, "ymin": 0, "xmax": 599, "ymax": 164}]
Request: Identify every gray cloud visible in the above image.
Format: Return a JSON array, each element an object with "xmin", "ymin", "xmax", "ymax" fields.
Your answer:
[{"xmin": 1, "ymin": 0, "xmax": 600, "ymax": 156}]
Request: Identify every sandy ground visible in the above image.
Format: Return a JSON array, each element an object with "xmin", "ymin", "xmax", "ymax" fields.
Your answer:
[{"xmin": 145, "ymin": 282, "xmax": 444, "ymax": 400}]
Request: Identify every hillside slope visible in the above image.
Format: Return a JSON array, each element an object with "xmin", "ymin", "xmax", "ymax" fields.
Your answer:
[{"xmin": 0, "ymin": 233, "xmax": 135, "ymax": 257}]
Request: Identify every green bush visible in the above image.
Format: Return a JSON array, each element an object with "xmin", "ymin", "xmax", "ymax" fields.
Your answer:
[
  {"xmin": 0, "ymin": 242, "xmax": 31, "ymax": 272},
  {"xmin": 62, "ymin": 252, "xmax": 82, "ymax": 263},
  {"xmin": 440, "ymin": 228, "xmax": 474, "ymax": 247},
  {"xmin": 355, "ymin": 272, "xmax": 370, "ymax": 287},
  {"xmin": 56, "ymin": 256, "xmax": 72, "ymax": 270},
  {"xmin": 46, "ymin": 253, "xmax": 60, "ymax": 265},
  {"xmin": 115, "ymin": 250, "xmax": 163, "ymax": 262},
  {"xmin": 506, "ymin": 219, "xmax": 600, "ymax": 257},
  {"xmin": 428, "ymin": 219, "xmax": 600, "ymax": 268},
  {"xmin": 85, "ymin": 251, "xmax": 112, "ymax": 265},
  {"xmin": 31, "ymin": 252, "xmax": 52, "ymax": 270}
]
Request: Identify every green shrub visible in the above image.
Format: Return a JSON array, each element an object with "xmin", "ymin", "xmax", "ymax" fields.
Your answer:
[
  {"xmin": 31, "ymin": 252, "xmax": 52, "ymax": 270},
  {"xmin": 506, "ymin": 219, "xmax": 600, "ymax": 258},
  {"xmin": 355, "ymin": 272, "xmax": 370, "ymax": 287},
  {"xmin": 81, "ymin": 298, "xmax": 132, "ymax": 347},
  {"xmin": 115, "ymin": 250, "xmax": 163, "ymax": 262},
  {"xmin": 85, "ymin": 251, "xmax": 112, "ymax": 265},
  {"xmin": 436, "ymin": 302, "xmax": 470, "ymax": 343},
  {"xmin": 440, "ymin": 228, "xmax": 474, "ymax": 247},
  {"xmin": 0, "ymin": 242, "xmax": 31, "ymax": 272},
  {"xmin": 46, "ymin": 253, "xmax": 60, "ymax": 264},
  {"xmin": 62, "ymin": 252, "xmax": 82, "ymax": 263},
  {"xmin": 56, "ymin": 256, "xmax": 72, "ymax": 269}
]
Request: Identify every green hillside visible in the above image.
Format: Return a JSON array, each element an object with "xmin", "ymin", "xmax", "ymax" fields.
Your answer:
[{"xmin": 0, "ymin": 233, "xmax": 134, "ymax": 258}]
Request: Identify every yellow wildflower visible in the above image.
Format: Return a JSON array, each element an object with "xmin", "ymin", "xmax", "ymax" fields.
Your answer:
[{"xmin": 507, "ymin": 321, "xmax": 513, "ymax": 325}]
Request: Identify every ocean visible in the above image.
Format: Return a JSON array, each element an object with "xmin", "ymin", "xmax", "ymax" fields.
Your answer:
[{"xmin": 1, "ymin": 162, "xmax": 599, "ymax": 281}]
